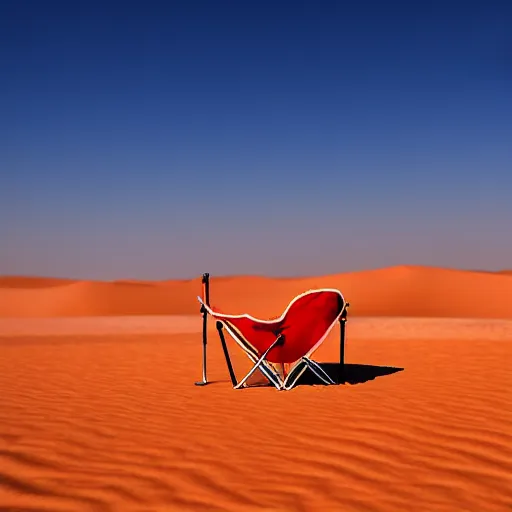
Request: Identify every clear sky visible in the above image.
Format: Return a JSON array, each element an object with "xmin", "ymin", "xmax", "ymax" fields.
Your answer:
[{"xmin": 1, "ymin": 0, "xmax": 511, "ymax": 279}]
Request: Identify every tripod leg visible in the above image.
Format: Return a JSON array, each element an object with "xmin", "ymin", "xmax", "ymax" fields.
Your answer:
[
  {"xmin": 195, "ymin": 273, "xmax": 210, "ymax": 386},
  {"xmin": 195, "ymin": 306, "xmax": 209, "ymax": 386}
]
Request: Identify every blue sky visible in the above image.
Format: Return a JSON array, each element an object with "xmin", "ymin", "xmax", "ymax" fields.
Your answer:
[{"xmin": 1, "ymin": 0, "xmax": 511, "ymax": 279}]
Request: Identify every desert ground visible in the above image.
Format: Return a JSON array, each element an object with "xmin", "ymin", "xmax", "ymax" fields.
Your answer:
[{"xmin": 0, "ymin": 266, "xmax": 511, "ymax": 511}]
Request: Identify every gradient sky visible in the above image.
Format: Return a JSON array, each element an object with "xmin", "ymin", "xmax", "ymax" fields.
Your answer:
[{"xmin": 1, "ymin": 0, "xmax": 511, "ymax": 279}]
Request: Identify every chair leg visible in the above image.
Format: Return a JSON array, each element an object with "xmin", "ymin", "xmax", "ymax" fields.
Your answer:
[
  {"xmin": 242, "ymin": 354, "xmax": 284, "ymax": 390},
  {"xmin": 281, "ymin": 358, "xmax": 335, "ymax": 391},
  {"xmin": 234, "ymin": 335, "xmax": 285, "ymax": 390},
  {"xmin": 216, "ymin": 322, "xmax": 238, "ymax": 387},
  {"xmin": 281, "ymin": 359, "xmax": 308, "ymax": 390},
  {"xmin": 338, "ymin": 304, "xmax": 349, "ymax": 384},
  {"xmin": 304, "ymin": 358, "xmax": 336, "ymax": 385}
]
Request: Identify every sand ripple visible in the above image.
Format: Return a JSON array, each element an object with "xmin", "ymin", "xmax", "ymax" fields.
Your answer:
[{"xmin": 0, "ymin": 321, "xmax": 511, "ymax": 511}]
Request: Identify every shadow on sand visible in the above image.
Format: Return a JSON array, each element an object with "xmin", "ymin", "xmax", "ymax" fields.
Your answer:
[
  {"xmin": 295, "ymin": 362, "xmax": 404, "ymax": 387},
  {"xmin": 198, "ymin": 363, "xmax": 404, "ymax": 388}
]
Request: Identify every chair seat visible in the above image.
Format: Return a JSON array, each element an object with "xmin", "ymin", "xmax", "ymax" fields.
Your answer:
[{"xmin": 206, "ymin": 289, "xmax": 345, "ymax": 364}]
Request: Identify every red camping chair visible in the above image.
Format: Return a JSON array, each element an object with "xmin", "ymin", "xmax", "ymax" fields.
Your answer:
[{"xmin": 195, "ymin": 273, "xmax": 349, "ymax": 390}]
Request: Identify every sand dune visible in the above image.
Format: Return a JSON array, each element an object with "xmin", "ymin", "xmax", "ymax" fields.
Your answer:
[
  {"xmin": 0, "ymin": 280, "xmax": 197, "ymax": 318},
  {"xmin": 0, "ymin": 276, "xmax": 77, "ymax": 288},
  {"xmin": 0, "ymin": 317, "xmax": 510, "ymax": 511},
  {"xmin": 1, "ymin": 265, "xmax": 512, "ymax": 319}
]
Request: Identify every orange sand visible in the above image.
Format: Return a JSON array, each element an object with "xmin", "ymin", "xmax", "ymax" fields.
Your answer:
[
  {"xmin": 1, "ymin": 265, "xmax": 512, "ymax": 319},
  {"xmin": 0, "ymin": 267, "xmax": 511, "ymax": 511}
]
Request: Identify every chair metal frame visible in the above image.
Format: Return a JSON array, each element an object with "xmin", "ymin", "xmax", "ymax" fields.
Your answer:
[{"xmin": 195, "ymin": 273, "xmax": 349, "ymax": 390}]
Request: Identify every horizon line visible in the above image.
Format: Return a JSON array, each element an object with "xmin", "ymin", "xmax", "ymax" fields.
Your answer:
[{"xmin": 1, "ymin": 264, "xmax": 511, "ymax": 283}]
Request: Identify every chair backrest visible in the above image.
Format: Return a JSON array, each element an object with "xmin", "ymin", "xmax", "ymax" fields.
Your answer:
[{"xmin": 213, "ymin": 289, "xmax": 345, "ymax": 364}]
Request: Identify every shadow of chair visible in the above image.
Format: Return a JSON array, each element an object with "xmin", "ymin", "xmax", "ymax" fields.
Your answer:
[{"xmin": 294, "ymin": 362, "xmax": 404, "ymax": 386}]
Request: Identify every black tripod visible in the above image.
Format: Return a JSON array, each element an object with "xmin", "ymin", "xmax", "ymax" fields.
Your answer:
[{"xmin": 195, "ymin": 273, "xmax": 238, "ymax": 387}]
